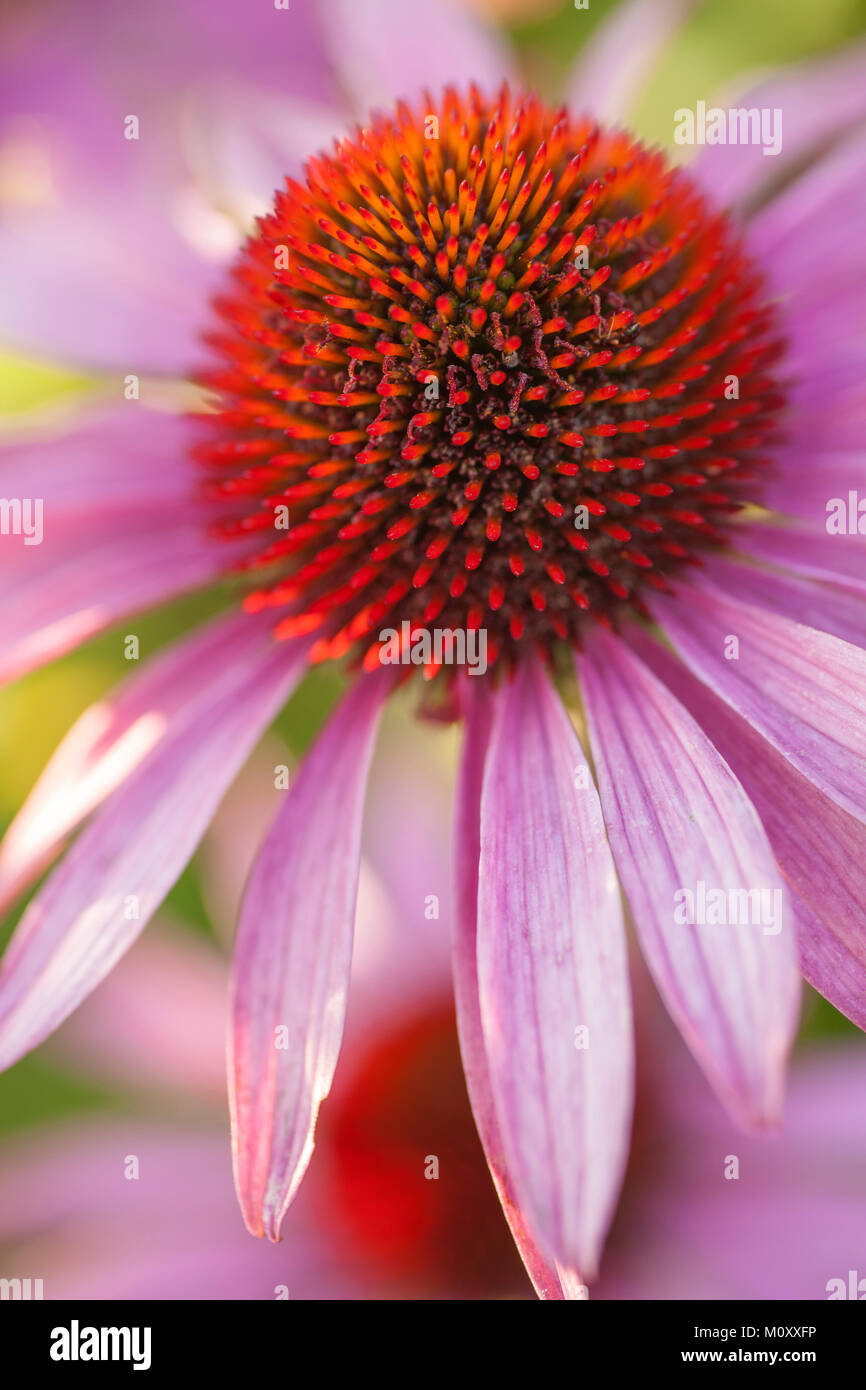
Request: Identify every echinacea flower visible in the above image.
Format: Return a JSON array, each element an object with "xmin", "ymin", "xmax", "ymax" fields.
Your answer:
[{"xmin": 2, "ymin": 0, "xmax": 866, "ymax": 1297}]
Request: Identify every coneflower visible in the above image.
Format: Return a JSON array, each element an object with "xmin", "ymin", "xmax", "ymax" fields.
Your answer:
[
  {"xmin": 1, "ymin": 0, "xmax": 865, "ymax": 1300},
  {"xmin": 200, "ymin": 86, "xmax": 782, "ymax": 672}
]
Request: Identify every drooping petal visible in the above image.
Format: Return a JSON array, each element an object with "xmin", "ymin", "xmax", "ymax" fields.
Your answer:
[
  {"xmin": 578, "ymin": 629, "xmax": 799, "ymax": 1126},
  {"xmin": 230, "ymin": 673, "xmax": 390, "ymax": 1242},
  {"xmin": 319, "ymin": 0, "xmax": 516, "ymax": 115},
  {"xmin": 633, "ymin": 630, "xmax": 866, "ymax": 1033},
  {"xmin": 564, "ymin": 0, "xmax": 696, "ymax": 124},
  {"xmin": 0, "ymin": 609, "xmax": 271, "ymax": 914},
  {"xmin": 651, "ymin": 577, "xmax": 866, "ymax": 826},
  {"xmin": 452, "ymin": 678, "xmax": 576, "ymax": 1299},
  {"xmin": 0, "ymin": 633, "xmax": 309, "ymax": 1072},
  {"xmin": 476, "ymin": 659, "xmax": 633, "ymax": 1277}
]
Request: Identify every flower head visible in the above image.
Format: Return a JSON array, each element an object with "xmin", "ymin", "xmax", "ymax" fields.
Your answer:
[{"xmin": 201, "ymin": 85, "xmax": 783, "ymax": 671}]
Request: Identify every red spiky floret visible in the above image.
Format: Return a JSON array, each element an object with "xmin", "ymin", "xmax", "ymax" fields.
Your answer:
[{"xmin": 196, "ymin": 84, "xmax": 785, "ymax": 678}]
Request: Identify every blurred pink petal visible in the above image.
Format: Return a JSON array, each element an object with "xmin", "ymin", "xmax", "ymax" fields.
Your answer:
[
  {"xmin": 564, "ymin": 0, "xmax": 697, "ymax": 123},
  {"xmin": 476, "ymin": 660, "xmax": 632, "ymax": 1277},
  {"xmin": 0, "ymin": 636, "xmax": 309, "ymax": 1072},
  {"xmin": 230, "ymin": 674, "xmax": 389, "ymax": 1242},
  {"xmin": 579, "ymin": 628, "xmax": 799, "ymax": 1127},
  {"xmin": 0, "ymin": 515, "xmax": 246, "ymax": 687},
  {"xmin": 0, "ymin": 407, "xmax": 257, "ymax": 686},
  {"xmin": 0, "ymin": 0, "xmax": 339, "ymax": 371},
  {"xmin": 0, "ymin": 609, "xmax": 272, "ymax": 914},
  {"xmin": 319, "ymin": 0, "xmax": 515, "ymax": 113},
  {"xmin": 596, "ymin": 1037, "xmax": 866, "ymax": 1300},
  {"xmin": 55, "ymin": 926, "xmax": 228, "ymax": 1101},
  {"xmin": 0, "ymin": 1122, "xmax": 359, "ymax": 1300},
  {"xmin": 0, "ymin": 406, "xmax": 200, "ymax": 514},
  {"xmin": 693, "ymin": 42, "xmax": 866, "ymax": 213}
]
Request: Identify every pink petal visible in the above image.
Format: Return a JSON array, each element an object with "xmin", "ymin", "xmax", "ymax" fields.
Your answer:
[
  {"xmin": 476, "ymin": 659, "xmax": 632, "ymax": 1277},
  {"xmin": 318, "ymin": 0, "xmax": 515, "ymax": 115},
  {"xmin": 696, "ymin": 553, "xmax": 866, "ymax": 650},
  {"xmin": 0, "ymin": 406, "xmax": 203, "ymax": 517},
  {"xmin": 564, "ymin": 0, "xmax": 696, "ymax": 124},
  {"xmin": 759, "ymin": 449, "xmax": 866, "ymax": 525},
  {"xmin": 651, "ymin": 577, "xmax": 866, "ymax": 826},
  {"xmin": 748, "ymin": 130, "xmax": 866, "ymax": 296},
  {"xmin": 0, "ymin": 513, "xmax": 244, "ymax": 686},
  {"xmin": 230, "ymin": 673, "xmax": 390, "ymax": 1242},
  {"xmin": 744, "ymin": 523, "xmax": 866, "ymax": 597},
  {"xmin": 0, "ymin": 633, "xmax": 309, "ymax": 1072},
  {"xmin": 0, "ymin": 609, "xmax": 271, "ymax": 914},
  {"xmin": 452, "ymin": 679, "xmax": 576, "ymax": 1299},
  {"xmin": 633, "ymin": 630, "xmax": 866, "ymax": 1034},
  {"xmin": 693, "ymin": 41, "xmax": 866, "ymax": 212},
  {"xmin": 578, "ymin": 629, "xmax": 799, "ymax": 1126}
]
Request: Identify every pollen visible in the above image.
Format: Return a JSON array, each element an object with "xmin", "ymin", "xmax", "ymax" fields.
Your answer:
[{"xmin": 196, "ymin": 85, "xmax": 784, "ymax": 676}]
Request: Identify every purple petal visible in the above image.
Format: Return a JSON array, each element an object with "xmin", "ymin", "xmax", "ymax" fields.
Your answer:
[
  {"xmin": 476, "ymin": 659, "xmax": 632, "ymax": 1277},
  {"xmin": 318, "ymin": 0, "xmax": 516, "ymax": 115},
  {"xmin": 651, "ymin": 577, "xmax": 866, "ymax": 825},
  {"xmin": 0, "ymin": 609, "xmax": 272, "ymax": 914},
  {"xmin": 452, "ymin": 678, "xmax": 575, "ymax": 1299},
  {"xmin": 0, "ymin": 633, "xmax": 309, "ymax": 1072},
  {"xmin": 564, "ymin": 0, "xmax": 696, "ymax": 124},
  {"xmin": 229, "ymin": 673, "xmax": 390, "ymax": 1242},
  {"xmin": 632, "ymin": 630, "xmax": 866, "ymax": 1033},
  {"xmin": 578, "ymin": 629, "xmax": 799, "ymax": 1126}
]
